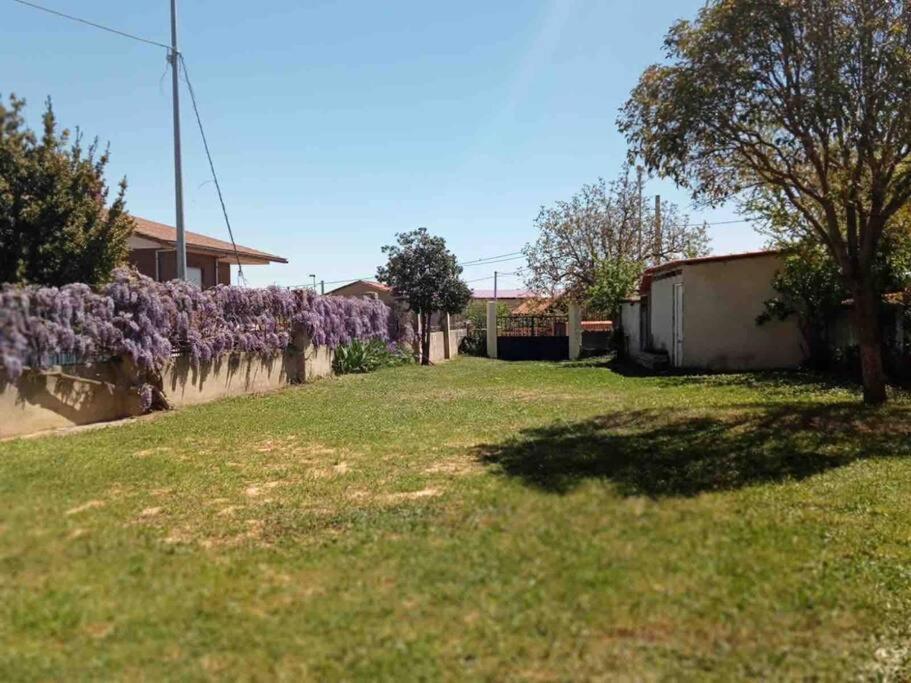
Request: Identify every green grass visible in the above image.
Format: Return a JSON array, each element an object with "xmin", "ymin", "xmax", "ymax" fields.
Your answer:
[{"xmin": 2, "ymin": 357, "xmax": 911, "ymax": 681}]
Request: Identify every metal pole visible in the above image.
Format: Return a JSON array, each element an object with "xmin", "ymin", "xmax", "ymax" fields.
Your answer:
[
  {"xmin": 309, "ymin": 274, "xmax": 317, "ymax": 291},
  {"xmin": 494, "ymin": 270, "xmax": 498, "ymax": 301},
  {"xmin": 170, "ymin": 0, "xmax": 187, "ymax": 281},
  {"xmin": 654, "ymin": 194, "xmax": 662, "ymax": 262},
  {"xmin": 320, "ymin": 280, "xmax": 325, "ymax": 295}
]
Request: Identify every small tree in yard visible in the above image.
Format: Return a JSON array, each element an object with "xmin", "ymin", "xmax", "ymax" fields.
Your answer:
[
  {"xmin": 0, "ymin": 95, "xmax": 134, "ymax": 286},
  {"xmin": 523, "ymin": 162, "xmax": 709, "ymax": 304},
  {"xmin": 621, "ymin": 0, "xmax": 911, "ymax": 404},
  {"xmin": 586, "ymin": 257, "xmax": 643, "ymax": 319},
  {"xmin": 377, "ymin": 228, "xmax": 471, "ymax": 365}
]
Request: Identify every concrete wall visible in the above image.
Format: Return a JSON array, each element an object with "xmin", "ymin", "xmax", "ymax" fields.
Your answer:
[
  {"xmin": 0, "ymin": 359, "xmax": 144, "ymax": 440},
  {"xmin": 426, "ymin": 328, "xmax": 467, "ymax": 364},
  {"xmin": 0, "ymin": 338, "xmax": 336, "ymax": 440},
  {"xmin": 680, "ymin": 255, "xmax": 804, "ymax": 370},
  {"xmin": 650, "ymin": 272, "xmax": 681, "ymax": 355}
]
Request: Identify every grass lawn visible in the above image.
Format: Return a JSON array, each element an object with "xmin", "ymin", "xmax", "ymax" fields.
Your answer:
[{"xmin": 2, "ymin": 357, "xmax": 911, "ymax": 680}]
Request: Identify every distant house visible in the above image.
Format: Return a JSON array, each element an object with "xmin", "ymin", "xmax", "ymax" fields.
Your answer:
[
  {"xmin": 127, "ymin": 216, "xmax": 287, "ymax": 288},
  {"xmin": 620, "ymin": 250, "xmax": 804, "ymax": 370},
  {"xmin": 471, "ymin": 289, "xmax": 537, "ymax": 312},
  {"xmin": 326, "ymin": 280, "xmax": 395, "ymax": 306}
]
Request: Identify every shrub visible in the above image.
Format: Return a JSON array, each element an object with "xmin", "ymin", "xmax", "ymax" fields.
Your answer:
[
  {"xmin": 333, "ymin": 339, "xmax": 414, "ymax": 375},
  {"xmin": 459, "ymin": 329, "xmax": 487, "ymax": 357}
]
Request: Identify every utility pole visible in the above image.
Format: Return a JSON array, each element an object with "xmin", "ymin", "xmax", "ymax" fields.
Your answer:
[
  {"xmin": 320, "ymin": 280, "xmax": 325, "ymax": 295},
  {"xmin": 309, "ymin": 274, "xmax": 317, "ymax": 291},
  {"xmin": 169, "ymin": 0, "xmax": 187, "ymax": 281},
  {"xmin": 636, "ymin": 166, "xmax": 644, "ymax": 262},
  {"xmin": 654, "ymin": 195, "xmax": 662, "ymax": 262},
  {"xmin": 493, "ymin": 270, "xmax": 498, "ymax": 301}
]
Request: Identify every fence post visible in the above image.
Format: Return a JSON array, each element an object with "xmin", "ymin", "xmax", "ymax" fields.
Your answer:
[
  {"xmin": 486, "ymin": 302, "xmax": 498, "ymax": 359},
  {"xmin": 442, "ymin": 313, "xmax": 452, "ymax": 360},
  {"xmin": 568, "ymin": 303, "xmax": 582, "ymax": 361}
]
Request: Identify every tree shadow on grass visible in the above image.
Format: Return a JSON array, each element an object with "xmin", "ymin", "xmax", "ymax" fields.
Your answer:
[
  {"xmin": 474, "ymin": 403, "xmax": 911, "ymax": 497},
  {"xmin": 563, "ymin": 355, "xmax": 858, "ymax": 391}
]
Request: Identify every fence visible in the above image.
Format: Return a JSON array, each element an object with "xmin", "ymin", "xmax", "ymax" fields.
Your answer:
[{"xmin": 485, "ymin": 303, "xmax": 582, "ymax": 361}]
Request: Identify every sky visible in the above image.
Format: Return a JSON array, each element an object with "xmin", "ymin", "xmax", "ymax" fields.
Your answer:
[{"xmin": 2, "ymin": 0, "xmax": 767, "ymax": 290}]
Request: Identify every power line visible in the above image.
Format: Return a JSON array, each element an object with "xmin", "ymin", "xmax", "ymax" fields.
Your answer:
[
  {"xmin": 309, "ymin": 253, "xmax": 529, "ymax": 289},
  {"xmin": 178, "ymin": 54, "xmax": 247, "ymax": 285},
  {"xmin": 460, "ymin": 254, "xmax": 525, "ymax": 267},
  {"xmin": 460, "ymin": 251, "xmax": 522, "ymax": 265},
  {"xmin": 9, "ymin": 0, "xmax": 171, "ymax": 49}
]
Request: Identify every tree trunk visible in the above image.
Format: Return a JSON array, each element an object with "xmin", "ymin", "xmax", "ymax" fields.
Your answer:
[
  {"xmin": 421, "ymin": 312, "xmax": 431, "ymax": 365},
  {"xmin": 852, "ymin": 279, "xmax": 888, "ymax": 404}
]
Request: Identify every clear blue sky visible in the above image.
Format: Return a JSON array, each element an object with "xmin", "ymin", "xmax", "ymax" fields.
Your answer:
[{"xmin": 3, "ymin": 0, "xmax": 765, "ymax": 289}]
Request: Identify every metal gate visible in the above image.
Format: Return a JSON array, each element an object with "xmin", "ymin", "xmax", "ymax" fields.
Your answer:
[{"xmin": 497, "ymin": 315, "xmax": 569, "ymax": 361}]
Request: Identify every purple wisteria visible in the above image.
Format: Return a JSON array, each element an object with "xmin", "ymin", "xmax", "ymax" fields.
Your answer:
[{"xmin": 1, "ymin": 268, "xmax": 406, "ymax": 386}]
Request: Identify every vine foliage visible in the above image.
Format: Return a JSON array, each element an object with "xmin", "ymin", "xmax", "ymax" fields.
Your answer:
[{"xmin": 1, "ymin": 268, "xmax": 405, "ymax": 409}]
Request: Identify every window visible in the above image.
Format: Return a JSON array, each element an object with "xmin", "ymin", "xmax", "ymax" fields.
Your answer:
[{"xmin": 187, "ymin": 266, "xmax": 203, "ymax": 288}]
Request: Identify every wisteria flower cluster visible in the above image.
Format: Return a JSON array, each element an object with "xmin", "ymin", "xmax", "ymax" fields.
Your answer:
[{"xmin": 1, "ymin": 268, "xmax": 406, "ymax": 391}]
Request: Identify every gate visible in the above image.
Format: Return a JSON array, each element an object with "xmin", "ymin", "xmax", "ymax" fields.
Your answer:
[{"xmin": 496, "ymin": 315, "xmax": 569, "ymax": 361}]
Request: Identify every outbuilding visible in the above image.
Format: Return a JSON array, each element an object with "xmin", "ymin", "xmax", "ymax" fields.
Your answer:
[{"xmin": 620, "ymin": 250, "xmax": 804, "ymax": 370}]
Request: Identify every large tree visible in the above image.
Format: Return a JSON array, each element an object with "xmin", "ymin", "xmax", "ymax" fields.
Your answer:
[
  {"xmin": 0, "ymin": 94, "xmax": 134, "ymax": 286},
  {"xmin": 620, "ymin": 0, "xmax": 911, "ymax": 404},
  {"xmin": 377, "ymin": 228, "xmax": 471, "ymax": 365},
  {"xmin": 522, "ymin": 162, "xmax": 709, "ymax": 305}
]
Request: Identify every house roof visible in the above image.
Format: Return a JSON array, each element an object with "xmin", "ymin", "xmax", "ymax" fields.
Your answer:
[
  {"xmin": 513, "ymin": 296, "xmax": 562, "ymax": 315},
  {"xmin": 644, "ymin": 249, "xmax": 785, "ymax": 277},
  {"xmin": 131, "ymin": 216, "xmax": 288, "ymax": 265},
  {"xmin": 326, "ymin": 280, "xmax": 392, "ymax": 295},
  {"xmin": 471, "ymin": 289, "xmax": 536, "ymax": 299},
  {"xmin": 638, "ymin": 249, "xmax": 785, "ymax": 295}
]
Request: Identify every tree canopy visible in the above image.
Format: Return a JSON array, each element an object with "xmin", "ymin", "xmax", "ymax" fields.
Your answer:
[
  {"xmin": 0, "ymin": 95, "xmax": 134, "ymax": 287},
  {"xmin": 522, "ymin": 162, "xmax": 709, "ymax": 307},
  {"xmin": 377, "ymin": 228, "xmax": 471, "ymax": 365},
  {"xmin": 620, "ymin": 0, "xmax": 911, "ymax": 403}
]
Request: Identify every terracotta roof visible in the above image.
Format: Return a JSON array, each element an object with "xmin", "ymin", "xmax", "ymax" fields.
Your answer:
[
  {"xmin": 131, "ymin": 216, "xmax": 288, "ymax": 265},
  {"xmin": 513, "ymin": 297, "xmax": 561, "ymax": 315},
  {"xmin": 471, "ymin": 289, "xmax": 536, "ymax": 299},
  {"xmin": 326, "ymin": 280, "xmax": 391, "ymax": 295},
  {"xmin": 582, "ymin": 320, "xmax": 614, "ymax": 332}
]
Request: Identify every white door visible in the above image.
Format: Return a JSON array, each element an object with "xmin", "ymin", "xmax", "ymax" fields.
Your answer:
[{"xmin": 672, "ymin": 283, "xmax": 684, "ymax": 367}]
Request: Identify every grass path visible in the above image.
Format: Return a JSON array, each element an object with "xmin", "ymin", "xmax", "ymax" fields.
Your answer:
[{"xmin": 2, "ymin": 358, "xmax": 911, "ymax": 680}]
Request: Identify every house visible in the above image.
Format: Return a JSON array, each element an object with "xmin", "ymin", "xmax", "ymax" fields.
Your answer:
[
  {"xmin": 326, "ymin": 280, "xmax": 395, "ymax": 306},
  {"xmin": 127, "ymin": 216, "xmax": 287, "ymax": 288},
  {"xmin": 620, "ymin": 250, "xmax": 804, "ymax": 370},
  {"xmin": 471, "ymin": 289, "xmax": 537, "ymax": 312}
]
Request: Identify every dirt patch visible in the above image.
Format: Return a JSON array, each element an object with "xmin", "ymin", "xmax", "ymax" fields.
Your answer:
[
  {"xmin": 84, "ymin": 622, "xmax": 115, "ymax": 640},
  {"xmin": 424, "ymin": 458, "xmax": 482, "ymax": 476},
  {"xmin": 134, "ymin": 446, "xmax": 174, "ymax": 458},
  {"xmin": 66, "ymin": 500, "xmax": 105, "ymax": 516},
  {"xmin": 217, "ymin": 505, "xmax": 244, "ymax": 517},
  {"xmin": 245, "ymin": 481, "xmax": 283, "ymax": 498},
  {"xmin": 163, "ymin": 527, "xmax": 194, "ymax": 545},
  {"xmin": 382, "ymin": 487, "xmax": 442, "ymax": 503}
]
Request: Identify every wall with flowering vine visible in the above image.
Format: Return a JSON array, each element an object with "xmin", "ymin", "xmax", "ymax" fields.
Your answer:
[{"xmin": 1, "ymin": 268, "xmax": 408, "ymax": 410}]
